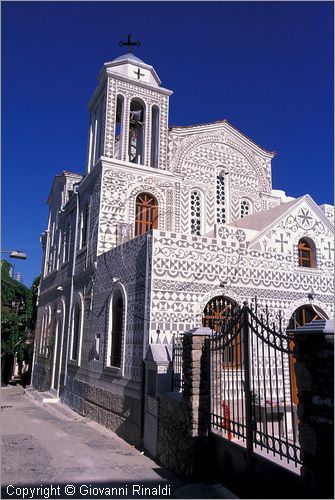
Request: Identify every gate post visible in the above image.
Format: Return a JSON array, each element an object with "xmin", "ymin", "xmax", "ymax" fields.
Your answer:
[
  {"xmin": 242, "ymin": 304, "xmax": 253, "ymax": 463},
  {"xmin": 143, "ymin": 344, "xmax": 173, "ymax": 458},
  {"xmin": 182, "ymin": 326, "xmax": 212, "ymax": 478},
  {"xmin": 292, "ymin": 319, "xmax": 334, "ymax": 498}
]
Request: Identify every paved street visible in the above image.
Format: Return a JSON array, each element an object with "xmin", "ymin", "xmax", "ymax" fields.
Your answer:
[{"xmin": 1, "ymin": 386, "xmax": 236, "ymax": 499}]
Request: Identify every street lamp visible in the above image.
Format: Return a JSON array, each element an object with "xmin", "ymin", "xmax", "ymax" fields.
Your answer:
[
  {"xmin": 1, "ymin": 250, "xmax": 27, "ymax": 282},
  {"xmin": 1, "ymin": 250, "xmax": 27, "ymax": 260}
]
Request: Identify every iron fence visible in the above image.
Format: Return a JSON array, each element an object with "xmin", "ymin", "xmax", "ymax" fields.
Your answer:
[
  {"xmin": 172, "ymin": 333, "xmax": 183, "ymax": 392},
  {"xmin": 209, "ymin": 300, "xmax": 302, "ymax": 468}
]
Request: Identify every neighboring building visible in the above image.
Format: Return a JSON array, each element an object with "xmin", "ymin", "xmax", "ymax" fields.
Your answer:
[{"xmin": 32, "ymin": 47, "xmax": 334, "ymax": 444}]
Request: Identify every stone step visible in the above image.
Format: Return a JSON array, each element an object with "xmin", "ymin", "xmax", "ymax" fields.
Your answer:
[{"xmin": 24, "ymin": 387, "xmax": 82, "ymax": 420}]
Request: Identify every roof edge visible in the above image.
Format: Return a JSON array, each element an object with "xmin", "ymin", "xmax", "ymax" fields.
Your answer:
[{"xmin": 169, "ymin": 119, "xmax": 276, "ymax": 156}]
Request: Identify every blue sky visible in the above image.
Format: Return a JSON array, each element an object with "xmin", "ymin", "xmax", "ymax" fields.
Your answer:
[{"xmin": 2, "ymin": 1, "xmax": 334, "ymax": 286}]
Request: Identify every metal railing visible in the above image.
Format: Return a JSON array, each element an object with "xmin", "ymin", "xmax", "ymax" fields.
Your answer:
[
  {"xmin": 172, "ymin": 333, "xmax": 184, "ymax": 392},
  {"xmin": 209, "ymin": 301, "xmax": 301, "ymax": 468}
]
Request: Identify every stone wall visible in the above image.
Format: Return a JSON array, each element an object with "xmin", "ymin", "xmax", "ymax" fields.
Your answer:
[
  {"xmin": 157, "ymin": 393, "xmax": 192, "ymax": 477},
  {"xmin": 293, "ymin": 320, "xmax": 334, "ymax": 499},
  {"xmin": 32, "ymin": 356, "xmax": 50, "ymax": 392},
  {"xmin": 156, "ymin": 327, "xmax": 211, "ymax": 479},
  {"xmin": 62, "ymin": 377, "xmax": 141, "ymax": 444}
]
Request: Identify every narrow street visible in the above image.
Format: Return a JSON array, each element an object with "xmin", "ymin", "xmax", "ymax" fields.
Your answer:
[{"xmin": 1, "ymin": 386, "xmax": 235, "ymax": 499}]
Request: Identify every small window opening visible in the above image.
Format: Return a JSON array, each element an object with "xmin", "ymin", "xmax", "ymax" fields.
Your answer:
[{"xmin": 298, "ymin": 238, "xmax": 315, "ymax": 268}]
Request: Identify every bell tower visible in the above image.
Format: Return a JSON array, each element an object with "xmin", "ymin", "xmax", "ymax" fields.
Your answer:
[{"xmin": 86, "ymin": 36, "xmax": 173, "ymax": 172}]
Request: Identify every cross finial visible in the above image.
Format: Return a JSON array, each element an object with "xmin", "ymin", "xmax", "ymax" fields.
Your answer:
[{"xmin": 119, "ymin": 34, "xmax": 141, "ymax": 54}]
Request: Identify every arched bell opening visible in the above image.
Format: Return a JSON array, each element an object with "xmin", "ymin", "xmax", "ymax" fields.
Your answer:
[
  {"xmin": 129, "ymin": 98, "xmax": 145, "ymax": 164},
  {"xmin": 114, "ymin": 95, "xmax": 124, "ymax": 160},
  {"xmin": 150, "ymin": 105, "xmax": 159, "ymax": 168}
]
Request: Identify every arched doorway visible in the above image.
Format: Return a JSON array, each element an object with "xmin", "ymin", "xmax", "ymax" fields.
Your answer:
[
  {"xmin": 288, "ymin": 304, "xmax": 328, "ymax": 404},
  {"xmin": 203, "ymin": 296, "xmax": 240, "ymax": 367}
]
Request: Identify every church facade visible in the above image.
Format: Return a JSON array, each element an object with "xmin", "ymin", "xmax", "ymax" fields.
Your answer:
[{"xmin": 32, "ymin": 48, "xmax": 334, "ymax": 444}]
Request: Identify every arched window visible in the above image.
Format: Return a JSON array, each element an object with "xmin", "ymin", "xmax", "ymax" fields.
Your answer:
[
  {"xmin": 216, "ymin": 170, "xmax": 228, "ymax": 224},
  {"xmin": 190, "ymin": 190, "xmax": 202, "ymax": 236},
  {"xmin": 63, "ymin": 222, "xmax": 71, "ymax": 263},
  {"xmin": 71, "ymin": 301, "xmax": 82, "ymax": 362},
  {"xmin": 109, "ymin": 289, "xmax": 124, "ymax": 368},
  {"xmin": 114, "ymin": 95, "xmax": 124, "ymax": 160},
  {"xmin": 95, "ymin": 98, "xmax": 104, "ymax": 163},
  {"xmin": 81, "ymin": 204, "xmax": 90, "ymax": 248},
  {"xmin": 129, "ymin": 98, "xmax": 145, "ymax": 164},
  {"xmin": 135, "ymin": 193, "xmax": 158, "ymax": 236},
  {"xmin": 40, "ymin": 308, "xmax": 50, "ymax": 356},
  {"xmin": 203, "ymin": 296, "xmax": 240, "ymax": 367},
  {"xmin": 240, "ymin": 199, "xmax": 251, "ymax": 218},
  {"xmin": 51, "ymin": 310, "xmax": 63, "ymax": 391},
  {"xmin": 288, "ymin": 304, "xmax": 328, "ymax": 404},
  {"xmin": 48, "ymin": 222, "xmax": 56, "ymax": 274},
  {"xmin": 288, "ymin": 304, "xmax": 327, "ymax": 330},
  {"xmin": 298, "ymin": 238, "xmax": 316, "ymax": 268},
  {"xmin": 39, "ymin": 314, "xmax": 46, "ymax": 354},
  {"xmin": 56, "ymin": 230, "xmax": 62, "ymax": 270},
  {"xmin": 150, "ymin": 105, "xmax": 159, "ymax": 168}
]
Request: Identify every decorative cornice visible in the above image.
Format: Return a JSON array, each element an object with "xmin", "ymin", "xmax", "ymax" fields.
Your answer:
[
  {"xmin": 100, "ymin": 157, "xmax": 182, "ymax": 180},
  {"xmin": 105, "ymin": 73, "xmax": 173, "ymax": 97}
]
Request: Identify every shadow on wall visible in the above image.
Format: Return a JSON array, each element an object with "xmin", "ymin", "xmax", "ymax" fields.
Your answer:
[{"xmin": 58, "ymin": 236, "xmax": 151, "ymax": 446}]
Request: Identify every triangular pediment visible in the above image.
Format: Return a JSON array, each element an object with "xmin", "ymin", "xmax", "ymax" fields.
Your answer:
[
  {"xmin": 237, "ymin": 195, "xmax": 334, "ymax": 256},
  {"xmin": 169, "ymin": 120, "xmax": 275, "ymax": 158}
]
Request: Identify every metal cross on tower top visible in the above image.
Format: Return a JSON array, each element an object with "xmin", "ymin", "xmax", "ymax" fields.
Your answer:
[{"xmin": 119, "ymin": 34, "xmax": 141, "ymax": 53}]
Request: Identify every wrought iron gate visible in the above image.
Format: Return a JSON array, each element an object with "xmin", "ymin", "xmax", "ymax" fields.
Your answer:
[{"xmin": 209, "ymin": 300, "xmax": 301, "ymax": 469}]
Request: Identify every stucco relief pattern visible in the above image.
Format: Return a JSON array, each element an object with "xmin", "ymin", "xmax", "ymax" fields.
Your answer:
[
  {"xmin": 94, "ymin": 234, "xmax": 151, "ymax": 384},
  {"xmin": 150, "ymin": 222, "xmax": 333, "ymax": 343},
  {"xmin": 105, "ymin": 79, "xmax": 169, "ymax": 168},
  {"xmin": 98, "ymin": 168, "xmax": 176, "ymax": 254},
  {"xmin": 168, "ymin": 130, "xmax": 272, "ymax": 193},
  {"xmin": 104, "ymin": 79, "xmax": 117, "ymax": 158},
  {"xmin": 170, "ymin": 138, "xmax": 267, "ymax": 229},
  {"xmin": 257, "ymin": 203, "xmax": 333, "ymax": 268}
]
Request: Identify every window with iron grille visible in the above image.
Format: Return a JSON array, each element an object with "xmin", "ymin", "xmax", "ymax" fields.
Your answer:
[
  {"xmin": 190, "ymin": 190, "xmax": 201, "ymax": 235},
  {"xmin": 216, "ymin": 172, "xmax": 227, "ymax": 224},
  {"xmin": 240, "ymin": 199, "xmax": 251, "ymax": 218}
]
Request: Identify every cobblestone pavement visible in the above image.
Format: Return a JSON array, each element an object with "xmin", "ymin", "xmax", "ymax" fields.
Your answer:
[{"xmin": 1, "ymin": 385, "xmax": 237, "ymax": 499}]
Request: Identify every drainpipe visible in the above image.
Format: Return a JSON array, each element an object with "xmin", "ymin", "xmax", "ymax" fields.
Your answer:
[
  {"xmin": 140, "ymin": 231, "xmax": 151, "ymax": 441},
  {"xmin": 31, "ymin": 230, "xmax": 48, "ymax": 386},
  {"xmin": 63, "ymin": 187, "xmax": 80, "ymax": 386},
  {"xmin": 142, "ymin": 232, "xmax": 152, "ymax": 357},
  {"xmin": 30, "ymin": 280, "xmax": 41, "ymax": 386}
]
